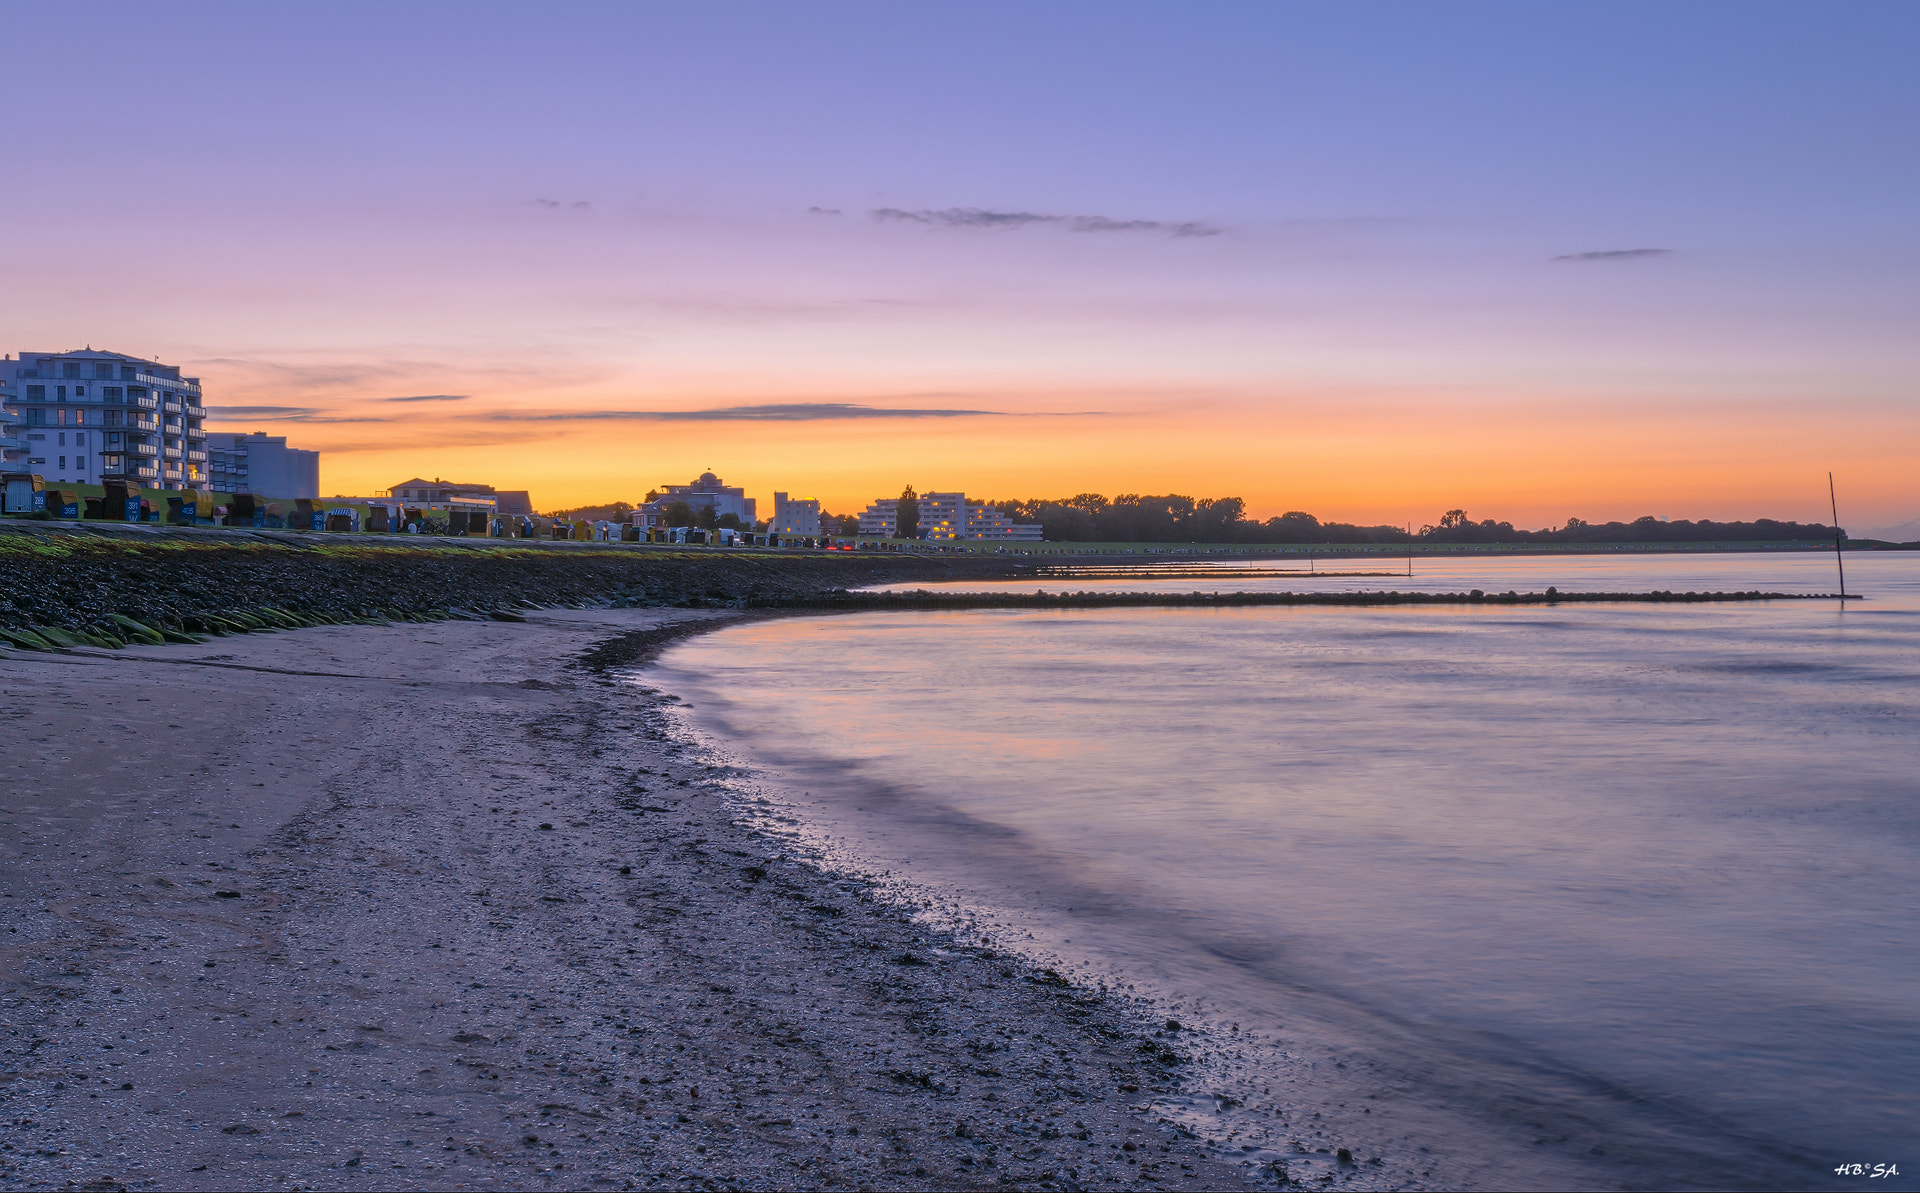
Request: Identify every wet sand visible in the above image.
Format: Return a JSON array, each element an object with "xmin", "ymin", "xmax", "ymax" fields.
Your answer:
[{"xmin": 0, "ymin": 609, "xmax": 1255, "ymax": 1191}]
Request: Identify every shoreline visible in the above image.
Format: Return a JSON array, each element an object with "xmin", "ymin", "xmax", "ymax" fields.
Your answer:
[{"xmin": 1, "ymin": 608, "xmax": 1258, "ymax": 1191}]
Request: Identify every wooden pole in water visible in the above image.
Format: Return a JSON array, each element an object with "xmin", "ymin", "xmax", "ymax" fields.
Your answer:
[{"xmin": 1829, "ymin": 471, "xmax": 1848, "ymax": 601}]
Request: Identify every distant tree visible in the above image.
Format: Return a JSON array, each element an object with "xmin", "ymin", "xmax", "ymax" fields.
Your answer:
[
  {"xmin": 716, "ymin": 512, "xmax": 742, "ymax": 530},
  {"xmin": 694, "ymin": 505, "xmax": 718, "ymax": 530},
  {"xmin": 896, "ymin": 486, "xmax": 920, "ymax": 539},
  {"xmin": 663, "ymin": 500, "xmax": 695, "ymax": 528},
  {"xmin": 834, "ymin": 513, "xmax": 861, "ymax": 536},
  {"xmin": 645, "ymin": 490, "xmax": 660, "ymax": 503},
  {"xmin": 1439, "ymin": 509, "xmax": 1469, "ymax": 529}
]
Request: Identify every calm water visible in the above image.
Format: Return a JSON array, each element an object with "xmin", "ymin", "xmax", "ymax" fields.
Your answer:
[{"xmin": 650, "ymin": 553, "xmax": 1918, "ymax": 1186}]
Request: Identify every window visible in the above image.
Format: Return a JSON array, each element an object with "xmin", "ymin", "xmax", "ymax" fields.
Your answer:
[
  {"xmin": 25, "ymin": 385, "xmax": 43, "ymax": 399},
  {"xmin": 76, "ymin": 385, "xmax": 86, "ymax": 397},
  {"xmin": 62, "ymin": 363, "xmax": 80, "ymax": 378},
  {"xmin": 58, "ymin": 456, "xmax": 66, "ymax": 469},
  {"xmin": 19, "ymin": 368, "xmax": 37, "ymax": 379},
  {"xmin": 58, "ymin": 432, "xmax": 67, "ymax": 447},
  {"xmin": 75, "ymin": 433, "xmax": 86, "ymax": 447},
  {"xmin": 56, "ymin": 386, "xmax": 67, "ymax": 399},
  {"xmin": 104, "ymin": 387, "xmax": 121, "ymax": 401},
  {"xmin": 121, "ymin": 366, "xmax": 137, "ymax": 380},
  {"xmin": 95, "ymin": 364, "xmax": 114, "ymax": 379}
]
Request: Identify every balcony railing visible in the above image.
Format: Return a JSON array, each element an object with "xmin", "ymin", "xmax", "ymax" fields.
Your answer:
[
  {"xmin": 163, "ymin": 401, "xmax": 183, "ymax": 414},
  {"xmin": 127, "ymin": 417, "xmax": 159, "ymax": 433},
  {"xmin": 163, "ymin": 447, "xmax": 182, "ymax": 459},
  {"xmin": 135, "ymin": 465, "xmax": 159, "ymax": 479},
  {"xmin": 185, "ymin": 426, "xmax": 207, "ymax": 440},
  {"xmin": 134, "ymin": 373, "xmax": 201, "ymax": 396},
  {"xmin": 130, "ymin": 395, "xmax": 158, "ymax": 410},
  {"xmin": 183, "ymin": 405, "xmax": 206, "ymax": 418},
  {"xmin": 185, "ymin": 450, "xmax": 207, "ymax": 462},
  {"xmin": 130, "ymin": 442, "xmax": 159, "ymax": 457}
]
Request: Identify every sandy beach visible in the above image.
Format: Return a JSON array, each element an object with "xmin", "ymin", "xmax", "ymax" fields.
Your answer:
[{"xmin": 1, "ymin": 608, "xmax": 1260, "ymax": 1191}]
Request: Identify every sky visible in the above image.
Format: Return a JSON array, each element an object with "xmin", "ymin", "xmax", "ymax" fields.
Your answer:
[{"xmin": 4, "ymin": 1, "xmax": 1917, "ymax": 530}]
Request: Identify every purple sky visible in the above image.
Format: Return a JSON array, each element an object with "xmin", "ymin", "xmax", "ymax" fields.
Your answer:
[{"xmin": 4, "ymin": 2, "xmax": 1916, "ymax": 526}]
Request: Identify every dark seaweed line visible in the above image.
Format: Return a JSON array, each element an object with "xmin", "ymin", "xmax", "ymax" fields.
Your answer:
[{"xmin": 746, "ymin": 588, "xmax": 1847, "ymax": 610}]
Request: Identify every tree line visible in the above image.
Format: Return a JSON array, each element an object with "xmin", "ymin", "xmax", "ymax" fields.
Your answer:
[{"xmin": 980, "ymin": 494, "xmax": 1842, "ymax": 544}]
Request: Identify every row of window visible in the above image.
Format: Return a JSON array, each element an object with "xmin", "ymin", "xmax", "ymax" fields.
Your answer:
[
  {"xmin": 21, "ymin": 384, "xmax": 159, "ymax": 400},
  {"xmin": 19, "ymin": 361, "xmax": 186, "ymax": 381}
]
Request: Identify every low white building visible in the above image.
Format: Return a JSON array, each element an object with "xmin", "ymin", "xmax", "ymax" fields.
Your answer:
[
  {"xmin": 857, "ymin": 491, "xmax": 1042, "ymax": 540},
  {"xmin": 771, "ymin": 491, "xmax": 824, "ymax": 539}
]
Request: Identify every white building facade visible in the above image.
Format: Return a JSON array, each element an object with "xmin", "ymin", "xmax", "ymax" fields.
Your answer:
[
  {"xmin": 856, "ymin": 491, "xmax": 1043, "ymax": 540},
  {"xmin": 770, "ymin": 491, "xmax": 823, "ymax": 539},
  {"xmin": 207, "ymin": 432, "xmax": 321, "ymax": 497},
  {"xmin": 6, "ymin": 349, "xmax": 209, "ymax": 488}
]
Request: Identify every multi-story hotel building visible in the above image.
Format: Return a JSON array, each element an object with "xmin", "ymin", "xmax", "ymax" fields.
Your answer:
[
  {"xmin": 5, "ymin": 349, "xmax": 209, "ymax": 488},
  {"xmin": 0, "ymin": 371, "xmax": 23, "ymax": 473}
]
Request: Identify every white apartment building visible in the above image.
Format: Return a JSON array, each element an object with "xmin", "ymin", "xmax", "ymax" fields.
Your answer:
[
  {"xmin": 770, "ymin": 491, "xmax": 824, "ymax": 539},
  {"xmin": 5, "ymin": 349, "xmax": 209, "ymax": 488},
  {"xmin": 0, "ymin": 373, "xmax": 23, "ymax": 473},
  {"xmin": 6, "ymin": 349, "xmax": 211, "ymax": 488},
  {"xmin": 207, "ymin": 432, "xmax": 321, "ymax": 497},
  {"xmin": 856, "ymin": 491, "xmax": 1043, "ymax": 540}
]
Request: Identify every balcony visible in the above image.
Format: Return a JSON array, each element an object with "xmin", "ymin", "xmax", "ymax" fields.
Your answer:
[
  {"xmin": 185, "ymin": 426, "xmax": 207, "ymax": 440},
  {"xmin": 163, "ymin": 447, "xmax": 182, "ymax": 460},
  {"xmin": 163, "ymin": 401, "xmax": 183, "ymax": 415},
  {"xmin": 130, "ymin": 442, "xmax": 159, "ymax": 457},
  {"xmin": 130, "ymin": 394, "xmax": 158, "ymax": 411},
  {"xmin": 183, "ymin": 405, "xmax": 206, "ymax": 418},
  {"xmin": 134, "ymin": 373, "xmax": 201, "ymax": 397},
  {"xmin": 135, "ymin": 465, "xmax": 159, "ymax": 479},
  {"xmin": 185, "ymin": 449, "xmax": 207, "ymax": 463},
  {"xmin": 127, "ymin": 417, "xmax": 159, "ymax": 433}
]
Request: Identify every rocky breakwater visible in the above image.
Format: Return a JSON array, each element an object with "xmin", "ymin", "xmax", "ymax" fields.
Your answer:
[{"xmin": 0, "ymin": 522, "xmax": 1020, "ymax": 652}]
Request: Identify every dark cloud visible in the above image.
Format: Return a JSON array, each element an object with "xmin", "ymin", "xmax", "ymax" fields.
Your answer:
[
  {"xmin": 806, "ymin": 205, "xmax": 842, "ymax": 216},
  {"xmin": 500, "ymin": 402, "xmax": 1011, "ymax": 422},
  {"xmin": 382, "ymin": 394, "xmax": 470, "ymax": 403},
  {"xmin": 872, "ymin": 207, "xmax": 1222, "ymax": 237},
  {"xmin": 1554, "ymin": 248, "xmax": 1672, "ymax": 261},
  {"xmin": 530, "ymin": 198, "xmax": 590, "ymax": 211},
  {"xmin": 206, "ymin": 404, "xmax": 317, "ymax": 417},
  {"xmin": 204, "ymin": 405, "xmax": 389, "ymax": 424}
]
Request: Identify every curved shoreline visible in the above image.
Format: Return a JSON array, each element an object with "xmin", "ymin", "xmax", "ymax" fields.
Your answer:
[{"xmin": 0, "ymin": 608, "xmax": 1258, "ymax": 1191}]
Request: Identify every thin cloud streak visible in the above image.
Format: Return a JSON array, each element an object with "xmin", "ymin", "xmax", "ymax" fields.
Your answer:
[
  {"xmin": 871, "ymin": 207, "xmax": 1223, "ymax": 237},
  {"xmin": 205, "ymin": 405, "xmax": 391, "ymax": 424},
  {"xmin": 382, "ymin": 393, "xmax": 470, "ymax": 403},
  {"xmin": 498, "ymin": 402, "xmax": 1016, "ymax": 422},
  {"xmin": 1554, "ymin": 248, "xmax": 1672, "ymax": 261}
]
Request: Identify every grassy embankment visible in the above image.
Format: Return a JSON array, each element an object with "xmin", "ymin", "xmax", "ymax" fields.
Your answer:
[{"xmin": 0, "ymin": 522, "xmax": 1019, "ymax": 652}]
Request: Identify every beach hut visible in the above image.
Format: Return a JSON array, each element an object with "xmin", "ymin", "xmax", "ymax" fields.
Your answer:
[{"xmin": 2, "ymin": 473, "xmax": 42, "ymax": 514}]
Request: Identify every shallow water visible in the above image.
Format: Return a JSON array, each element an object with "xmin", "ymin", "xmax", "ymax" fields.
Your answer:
[{"xmin": 650, "ymin": 553, "xmax": 1919, "ymax": 1187}]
